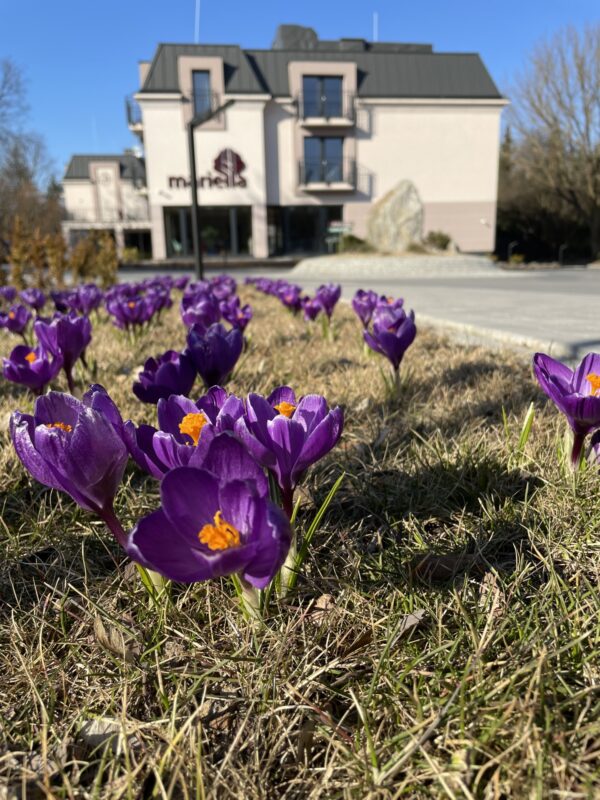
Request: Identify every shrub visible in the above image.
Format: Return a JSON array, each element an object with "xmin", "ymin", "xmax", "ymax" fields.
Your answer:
[
  {"xmin": 121, "ymin": 247, "xmax": 140, "ymax": 264},
  {"xmin": 425, "ymin": 230, "xmax": 451, "ymax": 250},
  {"xmin": 406, "ymin": 241, "xmax": 428, "ymax": 254},
  {"xmin": 509, "ymin": 253, "xmax": 525, "ymax": 264},
  {"xmin": 95, "ymin": 232, "xmax": 119, "ymax": 287},
  {"xmin": 9, "ymin": 216, "xmax": 29, "ymax": 290},
  {"xmin": 337, "ymin": 234, "xmax": 375, "ymax": 253},
  {"xmin": 69, "ymin": 236, "xmax": 96, "ymax": 284},
  {"xmin": 45, "ymin": 233, "xmax": 67, "ymax": 287}
]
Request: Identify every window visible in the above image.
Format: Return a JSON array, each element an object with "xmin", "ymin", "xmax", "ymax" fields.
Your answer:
[
  {"xmin": 192, "ymin": 70, "xmax": 212, "ymax": 117},
  {"xmin": 303, "ymin": 137, "xmax": 344, "ymax": 183},
  {"xmin": 302, "ymin": 76, "xmax": 343, "ymax": 118}
]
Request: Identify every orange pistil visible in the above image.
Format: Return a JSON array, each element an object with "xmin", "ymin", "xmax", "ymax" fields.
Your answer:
[
  {"xmin": 25, "ymin": 351, "xmax": 37, "ymax": 363},
  {"xmin": 47, "ymin": 422, "xmax": 73, "ymax": 433},
  {"xmin": 587, "ymin": 374, "xmax": 600, "ymax": 396},
  {"xmin": 127, "ymin": 301, "xmax": 136, "ymax": 309},
  {"xmin": 8, "ymin": 311, "xmax": 15, "ymax": 320},
  {"xmin": 274, "ymin": 401, "xmax": 296, "ymax": 418},
  {"xmin": 178, "ymin": 412, "xmax": 209, "ymax": 445},
  {"xmin": 198, "ymin": 510, "xmax": 241, "ymax": 551}
]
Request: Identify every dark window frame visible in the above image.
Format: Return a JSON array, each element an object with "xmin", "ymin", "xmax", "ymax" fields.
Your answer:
[
  {"xmin": 192, "ymin": 70, "xmax": 212, "ymax": 117},
  {"xmin": 302, "ymin": 136, "xmax": 345, "ymax": 183},
  {"xmin": 301, "ymin": 75, "xmax": 343, "ymax": 118}
]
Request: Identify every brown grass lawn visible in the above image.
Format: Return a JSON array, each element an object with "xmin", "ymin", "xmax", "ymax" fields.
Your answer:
[{"xmin": 0, "ymin": 287, "xmax": 598, "ymax": 799}]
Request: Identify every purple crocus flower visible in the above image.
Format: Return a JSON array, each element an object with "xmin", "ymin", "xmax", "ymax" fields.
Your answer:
[
  {"xmin": 3, "ymin": 344, "xmax": 63, "ymax": 394},
  {"xmin": 301, "ymin": 296, "xmax": 322, "ymax": 322},
  {"xmin": 219, "ymin": 297, "xmax": 252, "ymax": 331},
  {"xmin": 174, "ymin": 276, "xmax": 190, "ymax": 291},
  {"xmin": 533, "ymin": 352, "xmax": 600, "ymax": 468},
  {"xmin": 106, "ymin": 295, "xmax": 153, "ymax": 329},
  {"xmin": 73, "ymin": 284, "xmax": 103, "ymax": 315},
  {"xmin": 364, "ymin": 307, "xmax": 417, "ymax": 373},
  {"xmin": 315, "ymin": 284, "xmax": 341, "ymax": 319},
  {"xmin": 235, "ymin": 387, "xmax": 344, "ymax": 517},
  {"xmin": 180, "ymin": 294, "xmax": 221, "ymax": 329},
  {"xmin": 186, "ymin": 323, "xmax": 243, "ymax": 388},
  {"xmin": 34, "ymin": 313, "xmax": 92, "ymax": 394},
  {"xmin": 50, "ymin": 290, "xmax": 76, "ymax": 314},
  {"xmin": 210, "ymin": 275, "xmax": 237, "ymax": 301},
  {"xmin": 352, "ymin": 289, "xmax": 378, "ymax": 328},
  {"xmin": 9, "ymin": 390, "xmax": 129, "ymax": 545},
  {"xmin": 126, "ymin": 460, "xmax": 290, "ymax": 588},
  {"xmin": 0, "ymin": 304, "xmax": 31, "ymax": 336},
  {"xmin": 20, "ymin": 288, "xmax": 46, "ymax": 312},
  {"xmin": 278, "ymin": 284, "xmax": 303, "ymax": 313},
  {"xmin": 124, "ymin": 386, "xmax": 244, "ymax": 478},
  {"xmin": 132, "ymin": 350, "xmax": 196, "ymax": 405},
  {"xmin": 376, "ymin": 295, "xmax": 404, "ymax": 312},
  {"xmin": 0, "ymin": 286, "xmax": 17, "ymax": 303}
]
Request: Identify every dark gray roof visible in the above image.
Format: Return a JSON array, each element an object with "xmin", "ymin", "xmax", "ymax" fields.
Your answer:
[
  {"xmin": 64, "ymin": 154, "xmax": 146, "ymax": 181},
  {"xmin": 139, "ymin": 41, "xmax": 502, "ymax": 100},
  {"xmin": 141, "ymin": 44, "xmax": 265, "ymax": 94},
  {"xmin": 247, "ymin": 50, "xmax": 501, "ymax": 99}
]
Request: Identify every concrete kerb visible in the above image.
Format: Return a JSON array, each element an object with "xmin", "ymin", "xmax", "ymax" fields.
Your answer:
[
  {"xmin": 291, "ymin": 254, "xmax": 501, "ymax": 281},
  {"xmin": 414, "ymin": 313, "xmax": 573, "ymax": 362}
]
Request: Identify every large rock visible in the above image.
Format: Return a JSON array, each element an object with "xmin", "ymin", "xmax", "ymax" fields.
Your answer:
[{"xmin": 367, "ymin": 180, "xmax": 423, "ymax": 253}]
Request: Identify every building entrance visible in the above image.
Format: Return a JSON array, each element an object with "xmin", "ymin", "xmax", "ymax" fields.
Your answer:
[{"xmin": 164, "ymin": 206, "xmax": 251, "ymax": 258}]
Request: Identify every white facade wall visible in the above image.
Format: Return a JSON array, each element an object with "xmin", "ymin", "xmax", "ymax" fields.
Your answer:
[{"xmin": 140, "ymin": 97, "xmax": 269, "ymax": 258}]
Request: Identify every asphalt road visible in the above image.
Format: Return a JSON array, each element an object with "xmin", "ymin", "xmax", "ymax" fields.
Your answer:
[{"xmin": 121, "ymin": 264, "xmax": 600, "ymax": 362}]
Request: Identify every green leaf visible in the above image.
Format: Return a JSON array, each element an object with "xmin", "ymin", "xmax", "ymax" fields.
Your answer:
[{"xmin": 286, "ymin": 472, "xmax": 345, "ymax": 593}]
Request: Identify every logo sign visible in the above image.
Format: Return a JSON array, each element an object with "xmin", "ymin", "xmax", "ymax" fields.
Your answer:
[{"xmin": 168, "ymin": 148, "xmax": 247, "ymax": 190}]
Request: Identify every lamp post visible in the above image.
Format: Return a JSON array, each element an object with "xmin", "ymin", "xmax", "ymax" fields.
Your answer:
[{"xmin": 187, "ymin": 98, "xmax": 234, "ymax": 280}]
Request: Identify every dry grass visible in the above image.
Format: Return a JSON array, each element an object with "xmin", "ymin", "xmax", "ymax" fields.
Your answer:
[{"xmin": 0, "ymin": 286, "xmax": 599, "ymax": 799}]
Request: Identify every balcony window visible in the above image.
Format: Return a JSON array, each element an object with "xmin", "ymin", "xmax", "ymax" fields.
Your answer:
[
  {"xmin": 192, "ymin": 70, "xmax": 212, "ymax": 117},
  {"xmin": 303, "ymin": 137, "xmax": 344, "ymax": 183},
  {"xmin": 302, "ymin": 76, "xmax": 343, "ymax": 118}
]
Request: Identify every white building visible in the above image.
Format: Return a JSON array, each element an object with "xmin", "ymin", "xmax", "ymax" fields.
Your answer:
[{"xmin": 62, "ymin": 24, "xmax": 507, "ymax": 260}]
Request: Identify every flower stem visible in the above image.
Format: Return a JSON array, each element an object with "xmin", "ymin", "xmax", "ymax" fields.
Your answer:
[
  {"xmin": 99, "ymin": 505, "xmax": 128, "ymax": 549},
  {"xmin": 237, "ymin": 576, "xmax": 261, "ymax": 622},
  {"xmin": 570, "ymin": 432, "xmax": 586, "ymax": 471},
  {"xmin": 281, "ymin": 487, "xmax": 295, "ymax": 521},
  {"xmin": 65, "ymin": 366, "xmax": 76, "ymax": 395},
  {"xmin": 279, "ymin": 532, "xmax": 297, "ymax": 598}
]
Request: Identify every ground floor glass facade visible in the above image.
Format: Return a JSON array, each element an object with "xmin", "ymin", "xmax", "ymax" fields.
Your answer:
[
  {"xmin": 164, "ymin": 206, "xmax": 251, "ymax": 258},
  {"xmin": 267, "ymin": 206, "xmax": 342, "ymax": 255}
]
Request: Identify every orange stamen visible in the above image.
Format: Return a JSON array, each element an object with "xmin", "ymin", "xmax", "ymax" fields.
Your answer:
[
  {"xmin": 127, "ymin": 301, "xmax": 136, "ymax": 309},
  {"xmin": 47, "ymin": 422, "xmax": 73, "ymax": 433},
  {"xmin": 8, "ymin": 311, "xmax": 15, "ymax": 319},
  {"xmin": 178, "ymin": 412, "xmax": 208, "ymax": 445},
  {"xmin": 25, "ymin": 351, "xmax": 37, "ymax": 363},
  {"xmin": 586, "ymin": 374, "xmax": 600, "ymax": 396},
  {"xmin": 198, "ymin": 510, "xmax": 241, "ymax": 551},
  {"xmin": 274, "ymin": 401, "xmax": 296, "ymax": 418}
]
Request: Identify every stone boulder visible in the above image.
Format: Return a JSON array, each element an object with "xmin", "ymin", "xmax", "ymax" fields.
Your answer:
[{"xmin": 367, "ymin": 180, "xmax": 423, "ymax": 253}]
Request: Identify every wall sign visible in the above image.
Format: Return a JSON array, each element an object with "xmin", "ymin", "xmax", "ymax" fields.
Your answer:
[{"xmin": 168, "ymin": 148, "xmax": 247, "ymax": 190}]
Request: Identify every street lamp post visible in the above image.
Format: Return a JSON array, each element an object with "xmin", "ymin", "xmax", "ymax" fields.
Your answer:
[{"xmin": 187, "ymin": 98, "xmax": 234, "ymax": 280}]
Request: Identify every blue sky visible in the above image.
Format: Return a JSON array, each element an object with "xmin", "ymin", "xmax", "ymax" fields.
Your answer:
[{"xmin": 1, "ymin": 0, "xmax": 598, "ymax": 180}]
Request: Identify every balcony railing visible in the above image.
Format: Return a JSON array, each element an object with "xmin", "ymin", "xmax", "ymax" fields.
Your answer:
[
  {"xmin": 64, "ymin": 207, "xmax": 150, "ymax": 224},
  {"xmin": 296, "ymin": 92, "xmax": 356, "ymax": 123},
  {"xmin": 298, "ymin": 158, "xmax": 357, "ymax": 188},
  {"xmin": 125, "ymin": 95, "xmax": 142, "ymax": 128},
  {"xmin": 191, "ymin": 89, "xmax": 222, "ymax": 121}
]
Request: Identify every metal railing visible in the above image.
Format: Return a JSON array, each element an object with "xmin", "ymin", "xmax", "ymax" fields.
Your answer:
[
  {"xmin": 64, "ymin": 207, "xmax": 150, "ymax": 224},
  {"xmin": 191, "ymin": 89, "xmax": 222, "ymax": 121},
  {"xmin": 125, "ymin": 95, "xmax": 142, "ymax": 127},
  {"xmin": 298, "ymin": 158, "xmax": 357, "ymax": 187},
  {"xmin": 296, "ymin": 91, "xmax": 356, "ymax": 122}
]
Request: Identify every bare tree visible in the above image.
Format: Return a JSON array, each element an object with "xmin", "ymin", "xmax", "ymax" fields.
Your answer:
[
  {"xmin": 510, "ymin": 25, "xmax": 600, "ymax": 257},
  {"xmin": 0, "ymin": 59, "xmax": 27, "ymax": 149}
]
